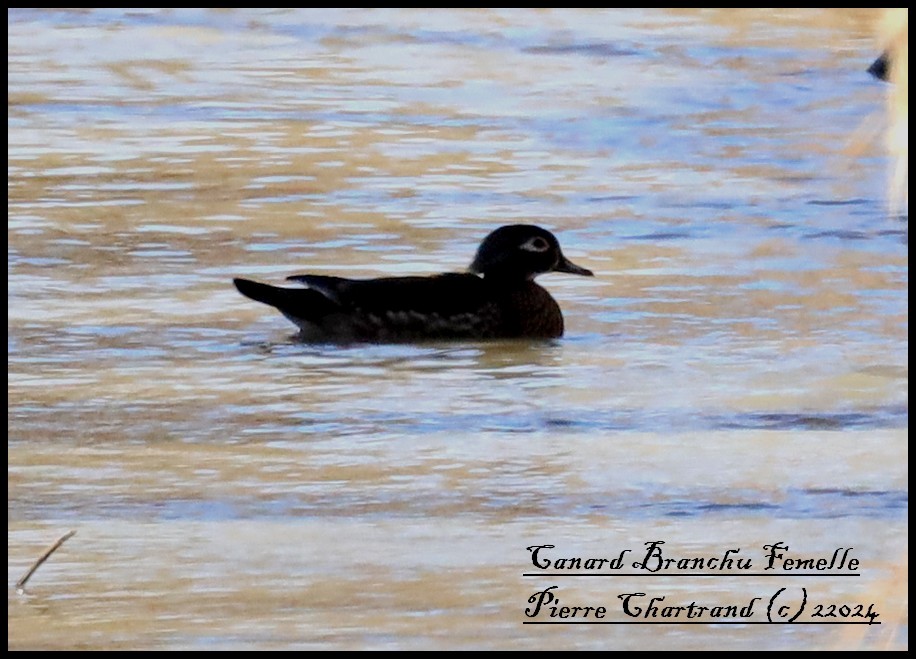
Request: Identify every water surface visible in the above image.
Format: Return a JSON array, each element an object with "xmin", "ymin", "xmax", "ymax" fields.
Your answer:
[{"xmin": 8, "ymin": 8, "xmax": 907, "ymax": 650}]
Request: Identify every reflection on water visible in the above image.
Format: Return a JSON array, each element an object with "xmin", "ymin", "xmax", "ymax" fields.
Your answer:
[{"xmin": 8, "ymin": 8, "xmax": 907, "ymax": 651}]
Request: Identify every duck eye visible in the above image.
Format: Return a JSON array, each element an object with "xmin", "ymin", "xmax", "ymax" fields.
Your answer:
[{"xmin": 522, "ymin": 237, "xmax": 550, "ymax": 252}]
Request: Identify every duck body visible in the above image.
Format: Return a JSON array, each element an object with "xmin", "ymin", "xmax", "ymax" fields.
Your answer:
[
  {"xmin": 235, "ymin": 273, "xmax": 564, "ymax": 341},
  {"xmin": 233, "ymin": 224, "xmax": 592, "ymax": 343}
]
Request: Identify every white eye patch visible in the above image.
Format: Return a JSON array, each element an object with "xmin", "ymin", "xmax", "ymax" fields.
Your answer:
[{"xmin": 520, "ymin": 236, "xmax": 551, "ymax": 252}]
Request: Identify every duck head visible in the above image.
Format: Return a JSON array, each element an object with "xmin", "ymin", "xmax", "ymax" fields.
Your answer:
[{"xmin": 469, "ymin": 224, "xmax": 593, "ymax": 281}]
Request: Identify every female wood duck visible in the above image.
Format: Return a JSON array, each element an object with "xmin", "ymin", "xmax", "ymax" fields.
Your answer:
[{"xmin": 233, "ymin": 224, "xmax": 593, "ymax": 342}]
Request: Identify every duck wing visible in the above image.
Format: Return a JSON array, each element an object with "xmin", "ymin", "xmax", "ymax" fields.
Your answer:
[{"xmin": 237, "ymin": 273, "xmax": 502, "ymax": 341}]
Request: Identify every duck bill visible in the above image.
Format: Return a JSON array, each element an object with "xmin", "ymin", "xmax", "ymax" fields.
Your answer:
[
  {"xmin": 554, "ymin": 254, "xmax": 594, "ymax": 277},
  {"xmin": 867, "ymin": 51, "xmax": 889, "ymax": 81}
]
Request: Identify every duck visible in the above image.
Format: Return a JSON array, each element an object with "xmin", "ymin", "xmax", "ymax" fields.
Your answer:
[
  {"xmin": 868, "ymin": 51, "xmax": 889, "ymax": 81},
  {"xmin": 233, "ymin": 224, "xmax": 593, "ymax": 342}
]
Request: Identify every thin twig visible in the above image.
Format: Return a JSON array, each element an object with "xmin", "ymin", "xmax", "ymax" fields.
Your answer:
[{"xmin": 15, "ymin": 530, "xmax": 77, "ymax": 592}]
